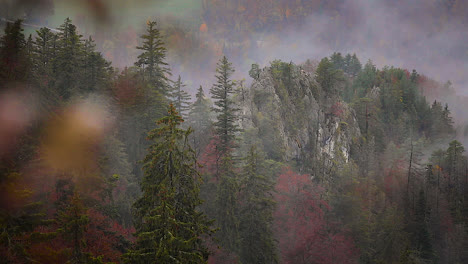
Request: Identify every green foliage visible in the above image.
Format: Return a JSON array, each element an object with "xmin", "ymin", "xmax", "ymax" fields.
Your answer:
[
  {"xmin": 350, "ymin": 59, "xmax": 378, "ymax": 99},
  {"xmin": 249, "ymin": 63, "xmax": 260, "ymax": 80},
  {"xmin": 215, "ymin": 156, "xmax": 240, "ymax": 254},
  {"xmin": 210, "ymin": 56, "xmax": 240, "ymax": 155},
  {"xmin": 169, "ymin": 75, "xmax": 191, "ymax": 118},
  {"xmin": 0, "ymin": 172, "xmax": 49, "ymax": 263},
  {"xmin": 53, "ymin": 18, "xmax": 85, "ymax": 99},
  {"xmin": 81, "ymin": 36, "xmax": 112, "ymax": 93},
  {"xmin": 330, "ymin": 52, "xmax": 362, "ymax": 77},
  {"xmin": 0, "ymin": 19, "xmax": 29, "ymax": 85},
  {"xmin": 56, "ymin": 193, "xmax": 90, "ymax": 263},
  {"xmin": 124, "ymin": 104, "xmax": 214, "ymax": 264},
  {"xmin": 239, "ymin": 147, "xmax": 278, "ymax": 264},
  {"xmin": 315, "ymin": 57, "xmax": 344, "ymax": 94},
  {"xmin": 187, "ymin": 86, "xmax": 212, "ymax": 158},
  {"xmin": 135, "ymin": 21, "xmax": 171, "ymax": 94}
]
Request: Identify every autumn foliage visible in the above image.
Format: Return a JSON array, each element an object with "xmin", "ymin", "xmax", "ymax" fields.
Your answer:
[{"xmin": 274, "ymin": 168, "xmax": 358, "ymax": 264}]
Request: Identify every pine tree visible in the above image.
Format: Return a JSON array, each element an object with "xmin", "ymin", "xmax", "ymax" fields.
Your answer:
[
  {"xmin": 169, "ymin": 75, "xmax": 191, "ymax": 118},
  {"xmin": 135, "ymin": 21, "xmax": 170, "ymax": 94},
  {"xmin": 123, "ymin": 104, "xmax": 213, "ymax": 264},
  {"xmin": 239, "ymin": 147, "xmax": 277, "ymax": 264},
  {"xmin": 210, "ymin": 56, "xmax": 240, "ymax": 156}
]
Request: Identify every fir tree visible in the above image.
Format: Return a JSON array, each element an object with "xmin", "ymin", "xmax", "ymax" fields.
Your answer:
[
  {"xmin": 81, "ymin": 36, "xmax": 111, "ymax": 93},
  {"xmin": 54, "ymin": 18, "xmax": 84, "ymax": 99},
  {"xmin": 56, "ymin": 193, "xmax": 89, "ymax": 264},
  {"xmin": 0, "ymin": 19, "xmax": 28, "ymax": 85},
  {"xmin": 33, "ymin": 27, "xmax": 57, "ymax": 106},
  {"xmin": 124, "ymin": 104, "xmax": 213, "ymax": 264},
  {"xmin": 135, "ymin": 21, "xmax": 170, "ymax": 94},
  {"xmin": 215, "ymin": 156, "xmax": 240, "ymax": 255},
  {"xmin": 239, "ymin": 147, "xmax": 277, "ymax": 264},
  {"xmin": 210, "ymin": 56, "xmax": 240, "ymax": 156},
  {"xmin": 187, "ymin": 86, "xmax": 212, "ymax": 159},
  {"xmin": 315, "ymin": 57, "xmax": 343, "ymax": 94},
  {"xmin": 170, "ymin": 75, "xmax": 191, "ymax": 118}
]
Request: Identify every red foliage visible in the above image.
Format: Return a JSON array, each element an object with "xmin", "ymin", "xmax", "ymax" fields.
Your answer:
[
  {"xmin": 403, "ymin": 69, "xmax": 411, "ymax": 79},
  {"xmin": 198, "ymin": 138, "xmax": 219, "ymax": 176},
  {"xmin": 274, "ymin": 168, "xmax": 358, "ymax": 264},
  {"xmin": 331, "ymin": 101, "xmax": 345, "ymax": 117}
]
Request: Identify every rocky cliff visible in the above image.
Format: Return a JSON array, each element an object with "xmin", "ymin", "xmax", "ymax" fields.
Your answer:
[{"xmin": 237, "ymin": 61, "xmax": 361, "ymax": 173}]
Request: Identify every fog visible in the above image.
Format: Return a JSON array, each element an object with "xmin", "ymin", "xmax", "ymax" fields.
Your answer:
[{"xmin": 3, "ymin": 0, "xmax": 468, "ymax": 127}]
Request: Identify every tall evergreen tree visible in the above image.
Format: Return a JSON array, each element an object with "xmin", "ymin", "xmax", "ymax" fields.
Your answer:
[
  {"xmin": 215, "ymin": 156, "xmax": 240, "ymax": 256},
  {"xmin": 210, "ymin": 56, "xmax": 240, "ymax": 156},
  {"xmin": 209, "ymin": 57, "xmax": 242, "ymax": 257},
  {"xmin": 81, "ymin": 36, "xmax": 111, "ymax": 93},
  {"xmin": 54, "ymin": 18, "xmax": 84, "ymax": 99},
  {"xmin": 187, "ymin": 86, "xmax": 212, "ymax": 159},
  {"xmin": 170, "ymin": 75, "xmax": 191, "ymax": 118},
  {"xmin": 135, "ymin": 21, "xmax": 170, "ymax": 94},
  {"xmin": 123, "ymin": 104, "xmax": 213, "ymax": 264},
  {"xmin": 315, "ymin": 57, "xmax": 343, "ymax": 95},
  {"xmin": 33, "ymin": 27, "xmax": 57, "ymax": 106},
  {"xmin": 0, "ymin": 19, "xmax": 28, "ymax": 85},
  {"xmin": 239, "ymin": 147, "xmax": 277, "ymax": 264}
]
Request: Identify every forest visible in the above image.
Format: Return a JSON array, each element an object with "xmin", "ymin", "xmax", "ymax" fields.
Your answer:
[{"xmin": 1, "ymin": 1, "xmax": 468, "ymax": 263}]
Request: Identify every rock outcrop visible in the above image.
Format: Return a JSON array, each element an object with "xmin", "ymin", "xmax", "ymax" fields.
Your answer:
[{"xmin": 237, "ymin": 62, "xmax": 361, "ymax": 172}]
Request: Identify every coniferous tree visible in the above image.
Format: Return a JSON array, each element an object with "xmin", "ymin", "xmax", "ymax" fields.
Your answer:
[
  {"xmin": 121, "ymin": 21, "xmax": 173, "ymax": 182},
  {"xmin": 248, "ymin": 63, "xmax": 260, "ymax": 80},
  {"xmin": 81, "ymin": 36, "xmax": 111, "ymax": 93},
  {"xmin": 315, "ymin": 57, "xmax": 343, "ymax": 95},
  {"xmin": 170, "ymin": 75, "xmax": 191, "ymax": 118},
  {"xmin": 210, "ymin": 56, "xmax": 240, "ymax": 156},
  {"xmin": 123, "ymin": 104, "xmax": 213, "ymax": 264},
  {"xmin": 32, "ymin": 27, "xmax": 58, "ymax": 106},
  {"xmin": 56, "ymin": 193, "xmax": 90, "ymax": 264},
  {"xmin": 330, "ymin": 52, "xmax": 344, "ymax": 70},
  {"xmin": 135, "ymin": 21, "xmax": 170, "ymax": 94},
  {"xmin": 0, "ymin": 19, "xmax": 28, "ymax": 86},
  {"xmin": 187, "ymin": 86, "xmax": 212, "ymax": 159},
  {"xmin": 349, "ymin": 53, "xmax": 362, "ymax": 77},
  {"xmin": 209, "ymin": 57, "xmax": 243, "ymax": 259},
  {"xmin": 239, "ymin": 147, "xmax": 277, "ymax": 264},
  {"xmin": 215, "ymin": 156, "xmax": 240, "ymax": 257},
  {"xmin": 54, "ymin": 18, "xmax": 84, "ymax": 99}
]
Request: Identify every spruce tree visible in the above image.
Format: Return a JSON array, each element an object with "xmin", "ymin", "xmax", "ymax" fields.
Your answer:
[
  {"xmin": 135, "ymin": 21, "xmax": 170, "ymax": 94},
  {"xmin": 187, "ymin": 86, "xmax": 212, "ymax": 159},
  {"xmin": 170, "ymin": 75, "xmax": 191, "ymax": 118},
  {"xmin": 33, "ymin": 27, "xmax": 56, "ymax": 105},
  {"xmin": 0, "ymin": 19, "xmax": 28, "ymax": 85},
  {"xmin": 54, "ymin": 18, "xmax": 84, "ymax": 99},
  {"xmin": 215, "ymin": 156, "xmax": 241, "ymax": 255},
  {"xmin": 81, "ymin": 36, "xmax": 111, "ymax": 93},
  {"xmin": 123, "ymin": 104, "xmax": 213, "ymax": 264},
  {"xmin": 239, "ymin": 147, "xmax": 277, "ymax": 264},
  {"xmin": 210, "ymin": 56, "xmax": 242, "ymax": 257},
  {"xmin": 210, "ymin": 56, "xmax": 240, "ymax": 156},
  {"xmin": 315, "ymin": 57, "xmax": 343, "ymax": 94}
]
